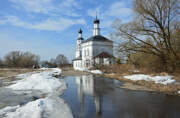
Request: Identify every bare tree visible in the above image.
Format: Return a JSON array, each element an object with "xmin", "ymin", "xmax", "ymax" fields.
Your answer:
[
  {"xmin": 4, "ymin": 51, "xmax": 40, "ymax": 68},
  {"xmin": 4, "ymin": 51, "xmax": 22, "ymax": 67},
  {"xmin": 0, "ymin": 57, "xmax": 3, "ymax": 67},
  {"xmin": 55, "ymin": 54, "xmax": 69, "ymax": 67},
  {"xmin": 113, "ymin": 0, "xmax": 180, "ymax": 71},
  {"xmin": 21, "ymin": 52, "xmax": 40, "ymax": 68}
]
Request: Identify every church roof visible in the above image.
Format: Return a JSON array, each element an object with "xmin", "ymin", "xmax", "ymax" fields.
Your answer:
[
  {"xmin": 77, "ymin": 37, "xmax": 84, "ymax": 40},
  {"xmin": 93, "ymin": 52, "xmax": 114, "ymax": 58},
  {"xmin": 83, "ymin": 35, "xmax": 112, "ymax": 43},
  {"xmin": 72, "ymin": 57, "xmax": 82, "ymax": 61},
  {"xmin": 94, "ymin": 19, "xmax": 100, "ymax": 24}
]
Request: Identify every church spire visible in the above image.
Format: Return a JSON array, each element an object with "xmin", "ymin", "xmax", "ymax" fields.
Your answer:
[
  {"xmin": 78, "ymin": 28, "xmax": 83, "ymax": 40},
  {"xmin": 93, "ymin": 12, "xmax": 100, "ymax": 36},
  {"xmin": 78, "ymin": 28, "xmax": 82, "ymax": 34}
]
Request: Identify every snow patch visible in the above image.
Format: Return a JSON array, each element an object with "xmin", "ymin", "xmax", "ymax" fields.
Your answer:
[
  {"xmin": 0, "ymin": 77, "xmax": 5, "ymax": 80},
  {"xmin": 90, "ymin": 70, "xmax": 103, "ymax": 74},
  {"xmin": 39, "ymin": 67, "xmax": 49, "ymax": 70},
  {"xmin": 124, "ymin": 74, "xmax": 177, "ymax": 85},
  {"xmin": 0, "ymin": 96, "xmax": 73, "ymax": 118},
  {"xmin": 0, "ymin": 68, "xmax": 73, "ymax": 118},
  {"xmin": 7, "ymin": 68, "xmax": 64, "ymax": 95},
  {"xmin": 75, "ymin": 68, "xmax": 103, "ymax": 74}
]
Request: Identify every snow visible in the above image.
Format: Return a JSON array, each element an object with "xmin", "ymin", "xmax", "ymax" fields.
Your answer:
[
  {"xmin": 39, "ymin": 67, "xmax": 49, "ymax": 70},
  {"xmin": 7, "ymin": 68, "xmax": 64, "ymax": 94},
  {"xmin": 0, "ymin": 68, "xmax": 73, "ymax": 118},
  {"xmin": 124, "ymin": 74, "xmax": 177, "ymax": 85},
  {"xmin": 0, "ymin": 96, "xmax": 73, "ymax": 118},
  {"xmin": 90, "ymin": 70, "xmax": 103, "ymax": 74},
  {"xmin": 0, "ymin": 77, "xmax": 4, "ymax": 80},
  {"xmin": 75, "ymin": 68, "xmax": 103, "ymax": 74},
  {"xmin": 75, "ymin": 68, "xmax": 88, "ymax": 72}
]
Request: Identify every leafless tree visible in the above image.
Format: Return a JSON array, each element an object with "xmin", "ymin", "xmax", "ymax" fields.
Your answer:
[
  {"xmin": 4, "ymin": 51, "xmax": 22, "ymax": 67},
  {"xmin": 0, "ymin": 57, "xmax": 4, "ymax": 67},
  {"xmin": 4, "ymin": 51, "xmax": 40, "ymax": 68},
  {"xmin": 113, "ymin": 0, "xmax": 180, "ymax": 71},
  {"xmin": 55, "ymin": 54, "xmax": 69, "ymax": 67}
]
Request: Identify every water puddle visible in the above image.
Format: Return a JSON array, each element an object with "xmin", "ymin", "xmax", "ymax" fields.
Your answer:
[{"xmin": 61, "ymin": 75, "xmax": 180, "ymax": 118}]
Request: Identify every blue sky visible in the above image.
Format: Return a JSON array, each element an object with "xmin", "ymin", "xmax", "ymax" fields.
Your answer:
[{"xmin": 0, "ymin": 0, "xmax": 133, "ymax": 61}]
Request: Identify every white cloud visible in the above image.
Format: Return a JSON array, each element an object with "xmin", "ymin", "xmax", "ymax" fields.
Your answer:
[
  {"xmin": 0, "ymin": 16, "xmax": 86, "ymax": 32},
  {"xmin": 106, "ymin": 1, "xmax": 133, "ymax": 17},
  {"xmin": 9, "ymin": 0, "xmax": 81, "ymax": 17},
  {"xmin": 10, "ymin": 0, "xmax": 54, "ymax": 14}
]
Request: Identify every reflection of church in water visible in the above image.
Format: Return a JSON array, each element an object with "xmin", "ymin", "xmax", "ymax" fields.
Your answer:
[{"xmin": 75, "ymin": 75, "xmax": 114, "ymax": 115}]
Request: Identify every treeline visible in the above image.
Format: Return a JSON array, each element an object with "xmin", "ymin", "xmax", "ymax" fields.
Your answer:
[
  {"xmin": 41, "ymin": 54, "xmax": 69, "ymax": 68},
  {"xmin": 0, "ymin": 51, "xmax": 40, "ymax": 68},
  {"xmin": 113, "ymin": 0, "xmax": 180, "ymax": 72},
  {"xmin": 0, "ymin": 51, "xmax": 69, "ymax": 68}
]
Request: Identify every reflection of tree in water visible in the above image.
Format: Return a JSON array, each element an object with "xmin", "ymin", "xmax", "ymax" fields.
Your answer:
[{"xmin": 75, "ymin": 75, "xmax": 114, "ymax": 117}]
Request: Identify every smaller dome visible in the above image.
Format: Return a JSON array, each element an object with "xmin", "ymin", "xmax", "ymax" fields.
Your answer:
[
  {"xmin": 94, "ymin": 19, "xmax": 100, "ymax": 24},
  {"xmin": 78, "ymin": 28, "xmax": 82, "ymax": 33},
  {"xmin": 77, "ymin": 37, "xmax": 84, "ymax": 40}
]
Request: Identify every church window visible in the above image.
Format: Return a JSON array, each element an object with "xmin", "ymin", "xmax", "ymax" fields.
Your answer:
[
  {"xmin": 87, "ymin": 49, "xmax": 89, "ymax": 56},
  {"xmin": 84, "ymin": 50, "xmax": 86, "ymax": 56}
]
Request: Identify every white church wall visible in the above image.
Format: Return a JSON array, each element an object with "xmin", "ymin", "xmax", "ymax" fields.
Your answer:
[
  {"xmin": 81, "ymin": 41, "xmax": 94, "ymax": 68},
  {"xmin": 104, "ymin": 58, "xmax": 112, "ymax": 65},
  {"xmin": 81, "ymin": 41, "xmax": 93, "ymax": 59},
  {"xmin": 73, "ymin": 60, "xmax": 83, "ymax": 70}
]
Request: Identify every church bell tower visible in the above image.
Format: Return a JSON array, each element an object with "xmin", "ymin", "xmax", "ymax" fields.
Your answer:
[
  {"xmin": 93, "ymin": 15, "xmax": 100, "ymax": 36},
  {"xmin": 76, "ymin": 28, "xmax": 83, "ymax": 58}
]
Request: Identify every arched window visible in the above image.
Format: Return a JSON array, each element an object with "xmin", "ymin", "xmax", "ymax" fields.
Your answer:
[
  {"xmin": 87, "ymin": 49, "xmax": 89, "ymax": 56},
  {"xmin": 84, "ymin": 49, "xmax": 86, "ymax": 56}
]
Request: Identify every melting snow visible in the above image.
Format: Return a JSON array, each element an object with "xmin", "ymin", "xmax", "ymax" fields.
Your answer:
[
  {"xmin": 0, "ymin": 96, "xmax": 73, "ymax": 118},
  {"xmin": 124, "ymin": 74, "xmax": 177, "ymax": 85},
  {"xmin": 7, "ymin": 68, "xmax": 64, "ymax": 94},
  {"xmin": 75, "ymin": 68, "xmax": 103, "ymax": 74},
  {"xmin": 0, "ymin": 68, "xmax": 73, "ymax": 118},
  {"xmin": 90, "ymin": 70, "xmax": 103, "ymax": 74},
  {"xmin": 0, "ymin": 77, "xmax": 5, "ymax": 80}
]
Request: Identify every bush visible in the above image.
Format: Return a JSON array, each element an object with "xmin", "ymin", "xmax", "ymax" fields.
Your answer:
[
  {"xmin": 0, "ymin": 58, "xmax": 4, "ymax": 67},
  {"xmin": 4, "ymin": 51, "xmax": 40, "ymax": 68}
]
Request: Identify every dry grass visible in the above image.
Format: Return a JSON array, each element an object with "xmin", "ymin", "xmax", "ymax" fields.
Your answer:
[
  {"xmin": 94, "ymin": 64, "xmax": 136, "ymax": 74},
  {"xmin": 104, "ymin": 72, "xmax": 180, "ymax": 95},
  {"xmin": 93, "ymin": 64, "xmax": 180, "ymax": 95},
  {"xmin": 0, "ymin": 68, "xmax": 37, "ymax": 77}
]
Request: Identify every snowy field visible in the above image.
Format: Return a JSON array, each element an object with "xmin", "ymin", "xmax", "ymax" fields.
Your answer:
[
  {"xmin": 124, "ymin": 74, "xmax": 177, "ymax": 85},
  {"xmin": 0, "ymin": 68, "xmax": 73, "ymax": 118}
]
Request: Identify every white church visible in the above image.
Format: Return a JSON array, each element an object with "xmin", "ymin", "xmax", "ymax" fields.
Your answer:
[{"xmin": 73, "ymin": 16, "xmax": 114, "ymax": 70}]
